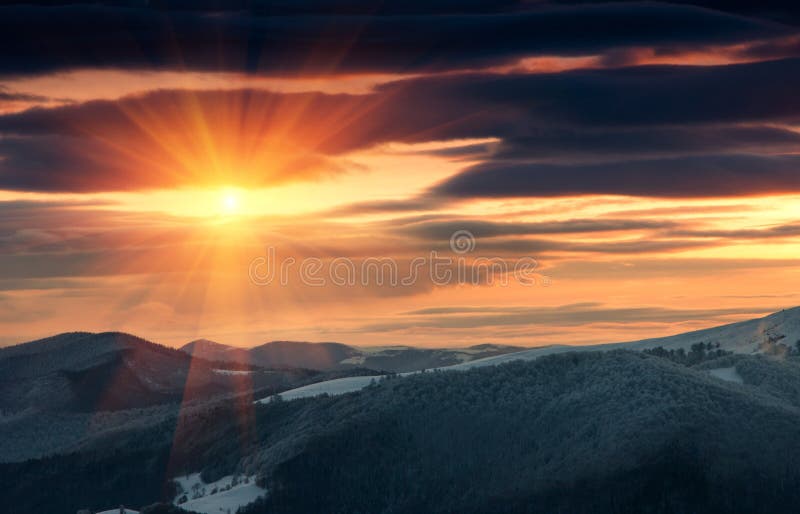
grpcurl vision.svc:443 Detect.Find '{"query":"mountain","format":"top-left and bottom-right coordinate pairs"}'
top-left (0, 332), bottom-right (317, 414)
top-left (266, 306), bottom-right (800, 400)
top-left (182, 339), bottom-right (359, 371)
top-left (624, 306), bottom-right (800, 354)
top-left (8, 308), bottom-right (800, 513)
top-left (238, 351), bottom-right (800, 514)
top-left (448, 306), bottom-right (800, 370)
top-left (7, 348), bottom-right (800, 514)
top-left (181, 338), bottom-right (251, 364)
top-left (180, 339), bottom-right (525, 372)
top-left (216, 303), bottom-right (800, 378)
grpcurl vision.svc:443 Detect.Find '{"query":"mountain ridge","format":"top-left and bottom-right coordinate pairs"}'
top-left (0, 332), bottom-right (321, 415)
top-left (179, 338), bottom-right (526, 372)
top-left (268, 306), bottom-right (800, 400)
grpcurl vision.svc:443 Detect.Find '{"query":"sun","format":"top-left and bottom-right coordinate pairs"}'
top-left (220, 188), bottom-right (242, 216)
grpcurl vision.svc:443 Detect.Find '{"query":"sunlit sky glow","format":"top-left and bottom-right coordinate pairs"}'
top-left (3, 1), bottom-right (800, 347)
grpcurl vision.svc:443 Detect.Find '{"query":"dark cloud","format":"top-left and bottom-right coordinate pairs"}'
top-left (370, 59), bottom-right (800, 131)
top-left (433, 154), bottom-right (800, 198)
top-left (412, 142), bottom-right (497, 160)
top-left (549, 0), bottom-right (800, 26)
top-left (5, 58), bottom-right (800, 194)
top-left (0, 2), bottom-right (788, 77)
top-left (399, 218), bottom-right (676, 240)
top-left (6, 1), bottom-right (525, 15)
top-left (488, 126), bottom-right (800, 161)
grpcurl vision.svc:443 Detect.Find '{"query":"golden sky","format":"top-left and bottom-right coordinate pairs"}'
top-left (3, 2), bottom-right (800, 347)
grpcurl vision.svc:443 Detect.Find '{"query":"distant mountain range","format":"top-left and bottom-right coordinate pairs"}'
top-left (446, 305), bottom-right (800, 370)
top-left (180, 339), bottom-right (525, 373)
top-left (0, 331), bottom-right (522, 419)
top-left (5, 307), bottom-right (798, 417)
top-left (0, 332), bottom-right (321, 414)
top-left (5, 307), bottom-right (798, 416)
top-left (268, 306), bottom-right (800, 400)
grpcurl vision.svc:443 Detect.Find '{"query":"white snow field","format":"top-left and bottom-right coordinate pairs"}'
top-left (96, 509), bottom-right (139, 514)
top-left (257, 375), bottom-right (381, 402)
top-left (212, 369), bottom-right (254, 376)
top-left (173, 472), bottom-right (265, 514)
top-left (180, 484), bottom-right (264, 514)
top-left (707, 367), bottom-right (745, 384)
top-left (259, 307), bottom-right (800, 402)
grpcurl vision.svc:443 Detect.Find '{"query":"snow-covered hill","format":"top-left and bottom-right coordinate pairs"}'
top-left (454, 306), bottom-right (800, 370)
top-left (266, 307), bottom-right (800, 400)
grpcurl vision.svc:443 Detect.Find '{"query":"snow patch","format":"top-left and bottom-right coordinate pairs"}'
top-left (259, 375), bottom-right (381, 402)
top-left (707, 367), bottom-right (744, 384)
top-left (212, 369), bottom-right (253, 376)
top-left (173, 473), bottom-right (265, 514)
top-left (340, 355), bottom-right (366, 365)
top-left (180, 484), bottom-right (264, 514)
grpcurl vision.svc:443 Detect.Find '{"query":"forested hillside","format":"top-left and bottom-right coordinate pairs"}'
top-left (5, 350), bottom-right (800, 513)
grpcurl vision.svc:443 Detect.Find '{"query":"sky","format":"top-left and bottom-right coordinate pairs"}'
top-left (3, 0), bottom-right (800, 348)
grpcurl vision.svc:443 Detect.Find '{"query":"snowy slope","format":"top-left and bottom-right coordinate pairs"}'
top-left (173, 473), bottom-right (265, 514)
top-left (623, 306), bottom-right (800, 353)
top-left (180, 484), bottom-right (264, 514)
top-left (707, 367), bottom-right (744, 384)
top-left (257, 375), bottom-right (381, 402)
top-left (261, 307), bottom-right (800, 401)
top-left (453, 306), bottom-right (800, 370)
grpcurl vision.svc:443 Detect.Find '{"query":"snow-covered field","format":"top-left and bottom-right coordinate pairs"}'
top-left (259, 308), bottom-right (800, 402)
top-left (96, 509), bottom-right (138, 514)
top-left (173, 472), bottom-right (265, 514)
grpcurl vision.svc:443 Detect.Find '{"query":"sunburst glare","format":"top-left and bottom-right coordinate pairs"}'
top-left (220, 188), bottom-right (242, 216)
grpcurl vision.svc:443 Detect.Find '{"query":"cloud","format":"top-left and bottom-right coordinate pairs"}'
top-left (487, 126), bottom-right (800, 161)
top-left (545, 258), bottom-right (800, 279)
top-left (0, 89), bottom-right (363, 191)
top-left (370, 59), bottom-right (800, 130)
top-left (358, 303), bottom-right (772, 332)
top-left (433, 154), bottom-right (800, 198)
top-left (0, 88), bottom-right (49, 103)
top-left (398, 218), bottom-right (677, 240)
top-left (670, 221), bottom-right (800, 239)
top-left (0, 2), bottom-right (787, 77)
top-left (5, 58), bottom-right (800, 194)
